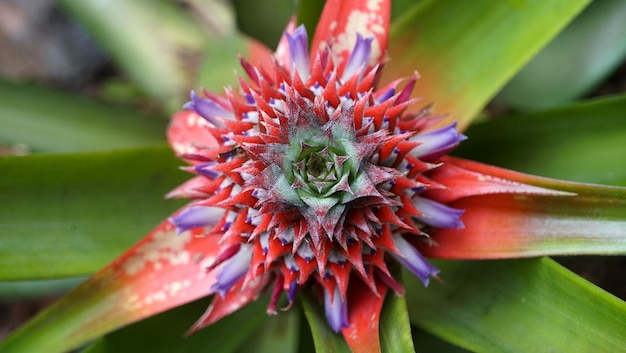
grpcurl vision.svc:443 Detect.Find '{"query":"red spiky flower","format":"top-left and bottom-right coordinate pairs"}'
top-left (173, 42), bottom-right (458, 329)
top-left (167, 4), bottom-right (470, 334)
top-left (164, 1), bottom-right (571, 347)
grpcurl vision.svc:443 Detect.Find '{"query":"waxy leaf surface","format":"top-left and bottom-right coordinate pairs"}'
top-left (0, 80), bottom-right (166, 153)
top-left (454, 95), bottom-right (626, 186)
top-left (384, 0), bottom-right (590, 131)
top-left (405, 258), bottom-right (626, 352)
top-left (0, 147), bottom-right (186, 280)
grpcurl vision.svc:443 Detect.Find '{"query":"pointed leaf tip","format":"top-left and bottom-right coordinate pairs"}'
top-left (425, 156), bottom-right (574, 204)
top-left (420, 157), bottom-right (626, 258)
top-left (188, 271), bottom-right (269, 334)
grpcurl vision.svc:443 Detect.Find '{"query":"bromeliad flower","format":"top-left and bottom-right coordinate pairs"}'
top-left (168, 21), bottom-right (469, 334)
top-left (162, 0), bottom-right (574, 348)
top-left (4, 1), bottom-right (626, 353)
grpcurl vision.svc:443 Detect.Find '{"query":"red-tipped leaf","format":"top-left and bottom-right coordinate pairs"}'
top-left (421, 157), bottom-right (626, 259)
top-left (0, 217), bottom-right (222, 353)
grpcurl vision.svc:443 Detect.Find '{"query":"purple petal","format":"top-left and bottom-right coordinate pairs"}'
top-left (324, 285), bottom-right (349, 333)
top-left (286, 25), bottom-right (311, 80)
top-left (342, 34), bottom-right (373, 80)
top-left (376, 87), bottom-right (395, 103)
top-left (392, 235), bottom-right (440, 286)
top-left (410, 122), bottom-right (467, 160)
top-left (212, 244), bottom-right (252, 297)
top-left (413, 196), bottom-right (465, 229)
top-left (194, 162), bottom-right (219, 178)
top-left (287, 281), bottom-right (298, 303)
top-left (169, 206), bottom-right (224, 234)
top-left (183, 90), bottom-right (234, 127)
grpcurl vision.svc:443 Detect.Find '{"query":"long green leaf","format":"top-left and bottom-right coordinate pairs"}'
top-left (80, 296), bottom-right (267, 353)
top-left (383, 0), bottom-right (591, 131)
top-left (379, 289), bottom-right (415, 353)
top-left (454, 95), bottom-right (626, 186)
top-left (0, 277), bottom-right (84, 299)
top-left (0, 147), bottom-right (187, 280)
top-left (498, 0), bottom-right (626, 110)
top-left (0, 80), bottom-right (166, 153)
top-left (405, 258), bottom-right (626, 352)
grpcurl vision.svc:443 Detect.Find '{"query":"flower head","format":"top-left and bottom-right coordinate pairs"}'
top-left (167, 12), bottom-right (468, 334)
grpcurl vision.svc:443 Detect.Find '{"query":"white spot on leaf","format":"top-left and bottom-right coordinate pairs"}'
top-left (122, 230), bottom-right (192, 276)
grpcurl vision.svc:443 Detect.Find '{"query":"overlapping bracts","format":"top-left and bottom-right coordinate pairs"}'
top-left (168, 24), bottom-right (466, 332)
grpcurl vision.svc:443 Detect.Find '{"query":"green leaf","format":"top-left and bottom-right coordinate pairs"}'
top-left (0, 277), bottom-right (85, 299)
top-left (80, 297), bottom-right (268, 353)
top-left (58, 0), bottom-right (209, 111)
top-left (0, 80), bottom-right (166, 153)
top-left (405, 258), bottom-right (626, 352)
top-left (454, 95), bottom-right (626, 186)
top-left (234, 308), bottom-right (300, 353)
top-left (383, 0), bottom-right (591, 131)
top-left (379, 291), bottom-right (416, 353)
top-left (498, 0), bottom-right (626, 110)
top-left (0, 146), bottom-right (187, 280)
top-left (300, 292), bottom-right (351, 353)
